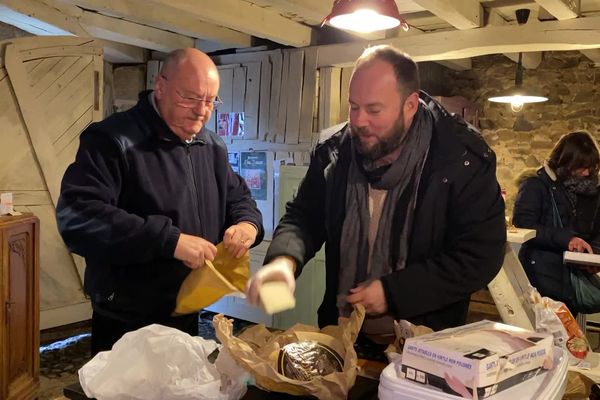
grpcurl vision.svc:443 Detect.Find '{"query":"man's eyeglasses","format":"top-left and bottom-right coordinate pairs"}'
top-left (161, 74), bottom-right (223, 110)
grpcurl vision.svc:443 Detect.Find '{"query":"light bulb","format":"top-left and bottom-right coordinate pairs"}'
top-left (510, 97), bottom-right (524, 113)
top-left (330, 9), bottom-right (401, 33)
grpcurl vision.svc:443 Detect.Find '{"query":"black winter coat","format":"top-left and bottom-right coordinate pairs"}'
top-left (265, 93), bottom-right (506, 331)
top-left (513, 165), bottom-right (600, 311)
top-left (56, 92), bottom-right (263, 321)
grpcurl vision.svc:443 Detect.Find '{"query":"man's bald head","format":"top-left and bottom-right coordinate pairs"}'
top-left (154, 48), bottom-right (221, 141)
top-left (160, 48), bottom-right (219, 85)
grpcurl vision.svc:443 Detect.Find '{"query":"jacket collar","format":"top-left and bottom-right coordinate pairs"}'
top-left (543, 161), bottom-right (558, 181)
top-left (136, 90), bottom-right (206, 145)
top-left (329, 91), bottom-right (489, 171)
top-left (420, 91), bottom-right (492, 171)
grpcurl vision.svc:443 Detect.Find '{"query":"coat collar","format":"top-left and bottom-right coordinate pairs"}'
top-left (325, 91), bottom-right (493, 172)
top-left (136, 90), bottom-right (207, 146)
top-left (543, 161), bottom-right (558, 181)
top-left (420, 91), bottom-right (494, 171)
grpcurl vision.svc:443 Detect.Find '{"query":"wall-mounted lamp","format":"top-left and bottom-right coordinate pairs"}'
top-left (487, 9), bottom-right (548, 112)
top-left (322, 0), bottom-right (410, 34)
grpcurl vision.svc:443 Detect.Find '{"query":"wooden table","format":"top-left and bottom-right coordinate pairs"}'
top-left (64, 375), bottom-right (380, 399)
top-left (487, 228), bottom-right (537, 330)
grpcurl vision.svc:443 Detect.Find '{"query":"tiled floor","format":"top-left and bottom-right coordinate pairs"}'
top-left (39, 334), bottom-right (91, 400)
top-left (38, 312), bottom-right (251, 400)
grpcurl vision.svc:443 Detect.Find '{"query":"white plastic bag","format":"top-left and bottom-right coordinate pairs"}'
top-left (79, 324), bottom-right (248, 400)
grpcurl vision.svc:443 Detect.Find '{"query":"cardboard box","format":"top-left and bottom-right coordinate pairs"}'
top-left (401, 320), bottom-right (554, 399)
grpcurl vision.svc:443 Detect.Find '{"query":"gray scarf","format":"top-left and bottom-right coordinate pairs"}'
top-left (337, 103), bottom-right (433, 316)
top-left (562, 175), bottom-right (599, 205)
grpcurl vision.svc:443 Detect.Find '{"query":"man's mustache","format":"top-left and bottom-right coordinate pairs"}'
top-left (350, 125), bottom-right (371, 136)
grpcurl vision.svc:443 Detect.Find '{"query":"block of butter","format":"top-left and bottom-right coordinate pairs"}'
top-left (259, 281), bottom-right (296, 314)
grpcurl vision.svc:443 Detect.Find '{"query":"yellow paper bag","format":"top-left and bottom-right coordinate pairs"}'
top-left (173, 242), bottom-right (250, 315)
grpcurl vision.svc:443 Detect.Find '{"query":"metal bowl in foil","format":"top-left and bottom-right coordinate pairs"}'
top-left (277, 340), bottom-right (344, 381)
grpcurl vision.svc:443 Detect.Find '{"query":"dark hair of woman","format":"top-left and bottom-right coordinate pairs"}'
top-left (547, 131), bottom-right (600, 180)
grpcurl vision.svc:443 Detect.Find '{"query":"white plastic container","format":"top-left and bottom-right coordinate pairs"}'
top-left (379, 347), bottom-right (567, 400)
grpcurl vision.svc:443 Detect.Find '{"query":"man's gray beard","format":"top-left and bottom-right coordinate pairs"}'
top-left (351, 118), bottom-right (405, 161)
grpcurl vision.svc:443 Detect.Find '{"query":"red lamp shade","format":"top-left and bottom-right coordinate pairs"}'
top-left (322, 0), bottom-right (409, 33)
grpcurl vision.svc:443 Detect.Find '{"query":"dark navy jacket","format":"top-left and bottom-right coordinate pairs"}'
top-left (56, 91), bottom-right (263, 321)
top-left (265, 92), bottom-right (506, 331)
top-left (513, 165), bottom-right (600, 312)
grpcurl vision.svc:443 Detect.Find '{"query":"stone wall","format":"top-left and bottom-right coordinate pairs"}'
top-left (444, 52), bottom-right (600, 213)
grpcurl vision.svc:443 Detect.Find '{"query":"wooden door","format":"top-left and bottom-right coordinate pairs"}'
top-left (0, 36), bottom-right (103, 328)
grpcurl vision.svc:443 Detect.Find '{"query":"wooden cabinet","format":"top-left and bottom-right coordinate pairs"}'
top-left (0, 214), bottom-right (39, 400)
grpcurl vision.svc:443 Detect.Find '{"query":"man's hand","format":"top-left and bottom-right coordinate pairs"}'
top-left (346, 280), bottom-right (388, 315)
top-left (246, 256), bottom-right (296, 306)
top-left (568, 237), bottom-right (593, 253)
top-left (223, 222), bottom-right (257, 258)
top-left (174, 233), bottom-right (217, 269)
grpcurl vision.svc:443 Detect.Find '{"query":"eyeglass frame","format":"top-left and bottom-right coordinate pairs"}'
top-left (160, 74), bottom-right (223, 110)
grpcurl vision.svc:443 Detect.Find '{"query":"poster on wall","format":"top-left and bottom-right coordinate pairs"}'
top-left (217, 112), bottom-right (245, 137)
top-left (240, 152), bottom-right (267, 201)
top-left (228, 152), bottom-right (240, 174)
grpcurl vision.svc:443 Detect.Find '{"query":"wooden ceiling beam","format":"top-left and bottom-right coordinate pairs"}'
top-left (79, 10), bottom-right (193, 52)
top-left (145, 0), bottom-right (312, 47)
top-left (246, 0), bottom-right (385, 40)
top-left (406, 28), bottom-right (472, 70)
top-left (436, 58), bottom-right (472, 71)
top-left (504, 51), bottom-right (542, 69)
top-left (96, 39), bottom-right (146, 63)
top-left (0, 0), bottom-right (191, 59)
top-left (55, 0), bottom-right (251, 48)
top-left (316, 15), bottom-right (600, 67)
top-left (399, 2), bottom-right (485, 70)
top-left (411, 0), bottom-right (483, 29)
top-left (0, 0), bottom-right (85, 35)
top-left (0, 0), bottom-right (154, 62)
top-left (246, 0), bottom-right (330, 25)
top-left (488, 10), bottom-right (542, 69)
top-left (581, 49), bottom-right (600, 67)
top-left (533, 0), bottom-right (577, 20)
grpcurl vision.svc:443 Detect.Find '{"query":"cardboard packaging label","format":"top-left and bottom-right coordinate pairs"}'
top-left (401, 320), bottom-right (554, 398)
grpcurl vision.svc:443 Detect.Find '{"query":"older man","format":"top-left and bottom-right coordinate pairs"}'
top-left (247, 45), bottom-right (505, 335)
top-left (57, 48), bottom-right (263, 354)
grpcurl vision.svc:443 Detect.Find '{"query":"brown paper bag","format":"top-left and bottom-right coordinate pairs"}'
top-left (173, 242), bottom-right (250, 315)
top-left (213, 305), bottom-right (366, 399)
top-left (563, 370), bottom-right (595, 399)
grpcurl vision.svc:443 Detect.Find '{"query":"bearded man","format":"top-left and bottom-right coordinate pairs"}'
top-left (246, 45), bottom-right (506, 334)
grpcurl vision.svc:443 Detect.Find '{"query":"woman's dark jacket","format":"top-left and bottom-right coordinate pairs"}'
top-left (265, 93), bottom-right (506, 331)
top-left (513, 165), bottom-right (600, 311)
top-left (56, 91), bottom-right (263, 322)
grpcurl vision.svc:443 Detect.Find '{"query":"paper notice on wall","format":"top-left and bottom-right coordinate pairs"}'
top-left (0, 192), bottom-right (20, 215)
top-left (228, 152), bottom-right (240, 174)
top-left (217, 112), bottom-right (245, 137)
top-left (240, 152), bottom-right (267, 201)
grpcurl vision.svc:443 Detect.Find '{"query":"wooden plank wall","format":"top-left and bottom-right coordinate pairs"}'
top-left (193, 49), bottom-right (355, 237)
top-left (210, 48), bottom-right (353, 155)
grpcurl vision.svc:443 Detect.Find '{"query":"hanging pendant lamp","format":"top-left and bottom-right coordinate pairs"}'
top-left (487, 9), bottom-right (548, 112)
top-left (487, 52), bottom-right (548, 112)
top-left (322, 0), bottom-right (410, 34)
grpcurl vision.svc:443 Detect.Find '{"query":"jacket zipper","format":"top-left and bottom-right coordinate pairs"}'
top-left (186, 144), bottom-right (202, 233)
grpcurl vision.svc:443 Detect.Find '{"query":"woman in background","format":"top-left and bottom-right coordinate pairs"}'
top-left (513, 130), bottom-right (600, 313)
